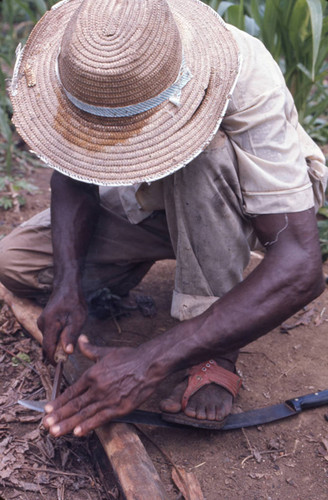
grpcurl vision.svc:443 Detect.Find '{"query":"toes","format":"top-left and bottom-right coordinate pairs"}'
top-left (205, 405), bottom-right (218, 421)
top-left (161, 380), bottom-right (234, 422)
top-left (159, 397), bottom-right (181, 413)
top-left (215, 406), bottom-right (227, 421)
top-left (183, 405), bottom-right (197, 419)
top-left (184, 385), bottom-right (233, 421)
top-left (159, 380), bottom-right (187, 413)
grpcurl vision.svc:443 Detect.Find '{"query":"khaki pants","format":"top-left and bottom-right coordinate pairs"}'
top-left (0, 131), bottom-right (256, 320)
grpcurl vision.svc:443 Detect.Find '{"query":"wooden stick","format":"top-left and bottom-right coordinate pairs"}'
top-left (0, 283), bottom-right (43, 344)
top-left (97, 424), bottom-right (167, 500)
top-left (0, 283), bottom-right (168, 499)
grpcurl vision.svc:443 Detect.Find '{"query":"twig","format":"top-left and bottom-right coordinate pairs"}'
top-left (240, 428), bottom-right (286, 466)
top-left (0, 344), bottom-right (40, 376)
top-left (21, 466), bottom-right (92, 480)
top-left (111, 316), bottom-right (122, 334)
top-left (278, 364), bottom-right (297, 380)
top-left (276, 453), bottom-right (292, 460)
top-left (27, 449), bottom-right (54, 467)
top-left (190, 462), bottom-right (206, 470)
top-left (57, 483), bottom-right (65, 500)
top-left (241, 427), bottom-right (253, 450)
top-left (258, 449), bottom-right (285, 455)
top-left (240, 448), bottom-right (286, 465)
top-left (240, 454), bottom-right (254, 466)
top-left (241, 428), bottom-right (261, 467)
top-left (36, 476), bottom-right (47, 500)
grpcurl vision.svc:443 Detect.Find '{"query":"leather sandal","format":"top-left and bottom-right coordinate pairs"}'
top-left (162, 360), bottom-right (242, 429)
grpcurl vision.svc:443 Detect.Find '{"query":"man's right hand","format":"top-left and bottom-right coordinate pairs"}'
top-left (37, 287), bottom-right (87, 363)
top-left (41, 172), bottom-right (100, 363)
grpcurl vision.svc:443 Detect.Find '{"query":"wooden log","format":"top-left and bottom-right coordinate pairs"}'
top-left (98, 424), bottom-right (167, 500)
top-left (0, 283), bottom-right (43, 344)
top-left (171, 466), bottom-right (204, 500)
top-left (0, 283), bottom-right (168, 499)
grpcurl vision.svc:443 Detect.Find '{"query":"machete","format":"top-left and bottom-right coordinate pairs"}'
top-left (18, 388), bottom-right (328, 430)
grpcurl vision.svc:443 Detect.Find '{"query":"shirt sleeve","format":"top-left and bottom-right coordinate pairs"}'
top-left (222, 26), bottom-right (317, 215)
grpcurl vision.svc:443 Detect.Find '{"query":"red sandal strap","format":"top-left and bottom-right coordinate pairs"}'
top-left (181, 360), bottom-right (242, 411)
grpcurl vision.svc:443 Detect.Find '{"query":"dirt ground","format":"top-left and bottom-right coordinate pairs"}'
top-left (1, 164), bottom-right (328, 500)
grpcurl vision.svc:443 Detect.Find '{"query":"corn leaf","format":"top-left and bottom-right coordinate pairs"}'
top-left (217, 1), bottom-right (235, 17)
top-left (305, 0), bottom-right (323, 79)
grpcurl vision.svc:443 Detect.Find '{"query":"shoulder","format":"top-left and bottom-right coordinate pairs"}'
top-left (225, 25), bottom-right (286, 112)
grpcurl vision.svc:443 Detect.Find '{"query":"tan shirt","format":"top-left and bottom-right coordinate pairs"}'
top-left (114, 24), bottom-right (327, 224)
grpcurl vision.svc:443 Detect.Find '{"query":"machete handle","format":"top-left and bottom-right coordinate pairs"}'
top-left (54, 344), bottom-right (68, 364)
top-left (286, 389), bottom-right (328, 412)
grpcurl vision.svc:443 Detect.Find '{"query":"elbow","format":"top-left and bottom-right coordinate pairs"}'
top-left (292, 253), bottom-right (325, 307)
top-left (304, 270), bottom-right (325, 303)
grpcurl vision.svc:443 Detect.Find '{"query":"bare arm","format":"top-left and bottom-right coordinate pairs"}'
top-left (44, 207), bottom-right (325, 435)
top-left (38, 171), bottom-right (100, 362)
top-left (151, 208), bottom-right (324, 369)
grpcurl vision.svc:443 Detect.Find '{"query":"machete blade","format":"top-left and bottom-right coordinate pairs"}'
top-left (221, 401), bottom-right (297, 430)
top-left (17, 389), bottom-right (328, 430)
top-left (18, 399), bottom-right (47, 412)
top-left (159, 402), bottom-right (298, 430)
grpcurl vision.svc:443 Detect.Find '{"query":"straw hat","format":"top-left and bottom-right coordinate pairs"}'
top-left (10, 0), bottom-right (240, 186)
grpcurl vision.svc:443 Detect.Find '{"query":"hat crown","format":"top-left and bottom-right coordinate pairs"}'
top-left (58, 0), bottom-right (183, 108)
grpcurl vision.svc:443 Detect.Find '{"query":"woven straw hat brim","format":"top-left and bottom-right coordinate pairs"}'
top-left (10, 0), bottom-right (240, 186)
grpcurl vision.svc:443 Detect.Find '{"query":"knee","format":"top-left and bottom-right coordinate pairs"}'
top-left (0, 232), bottom-right (46, 297)
top-left (0, 233), bottom-right (24, 293)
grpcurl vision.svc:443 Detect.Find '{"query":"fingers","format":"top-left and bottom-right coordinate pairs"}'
top-left (45, 375), bottom-right (88, 415)
top-left (38, 295), bottom-right (87, 362)
top-left (44, 388), bottom-right (97, 436)
top-left (46, 404), bottom-right (121, 438)
top-left (60, 324), bottom-right (76, 355)
top-left (73, 408), bottom-right (122, 436)
top-left (41, 320), bottom-right (62, 362)
top-left (45, 395), bottom-right (131, 438)
top-left (60, 308), bottom-right (87, 354)
top-left (78, 335), bottom-right (104, 361)
top-left (42, 344), bottom-right (146, 438)
top-left (43, 380), bottom-right (130, 437)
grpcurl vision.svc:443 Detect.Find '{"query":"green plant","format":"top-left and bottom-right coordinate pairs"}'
top-left (318, 204), bottom-right (328, 261)
top-left (11, 351), bottom-right (31, 366)
top-left (0, 0), bottom-right (56, 175)
top-left (0, 175), bottom-right (38, 211)
top-left (202, 0), bottom-right (328, 144)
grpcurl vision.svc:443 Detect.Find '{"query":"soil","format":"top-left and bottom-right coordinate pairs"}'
top-left (1, 164), bottom-right (328, 500)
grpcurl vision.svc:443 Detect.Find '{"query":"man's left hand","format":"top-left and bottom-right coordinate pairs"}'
top-left (43, 336), bottom-right (156, 437)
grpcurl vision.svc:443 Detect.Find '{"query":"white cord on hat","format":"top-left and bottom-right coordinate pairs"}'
top-left (55, 54), bottom-right (193, 117)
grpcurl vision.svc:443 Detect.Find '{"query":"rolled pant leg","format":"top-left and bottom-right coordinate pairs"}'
top-left (0, 187), bottom-right (175, 302)
top-left (163, 130), bottom-right (256, 321)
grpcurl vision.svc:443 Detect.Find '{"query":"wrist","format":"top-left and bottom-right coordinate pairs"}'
top-left (137, 331), bottom-right (185, 384)
top-left (53, 263), bottom-right (83, 290)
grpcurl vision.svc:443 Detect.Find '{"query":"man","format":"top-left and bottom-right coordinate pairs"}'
top-left (0, 0), bottom-right (327, 437)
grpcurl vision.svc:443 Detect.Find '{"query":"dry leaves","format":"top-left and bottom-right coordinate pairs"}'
top-left (0, 311), bottom-right (111, 500)
top-left (0, 304), bottom-right (22, 337)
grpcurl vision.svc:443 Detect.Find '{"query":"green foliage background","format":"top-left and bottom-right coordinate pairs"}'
top-left (203, 0), bottom-right (328, 143)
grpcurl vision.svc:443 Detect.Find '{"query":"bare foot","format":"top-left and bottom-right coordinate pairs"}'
top-left (160, 358), bottom-right (236, 421)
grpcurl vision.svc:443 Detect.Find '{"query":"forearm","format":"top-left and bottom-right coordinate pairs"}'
top-left (142, 210), bottom-right (325, 381)
top-left (50, 171), bottom-right (100, 289)
top-left (39, 172), bottom-right (100, 359)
